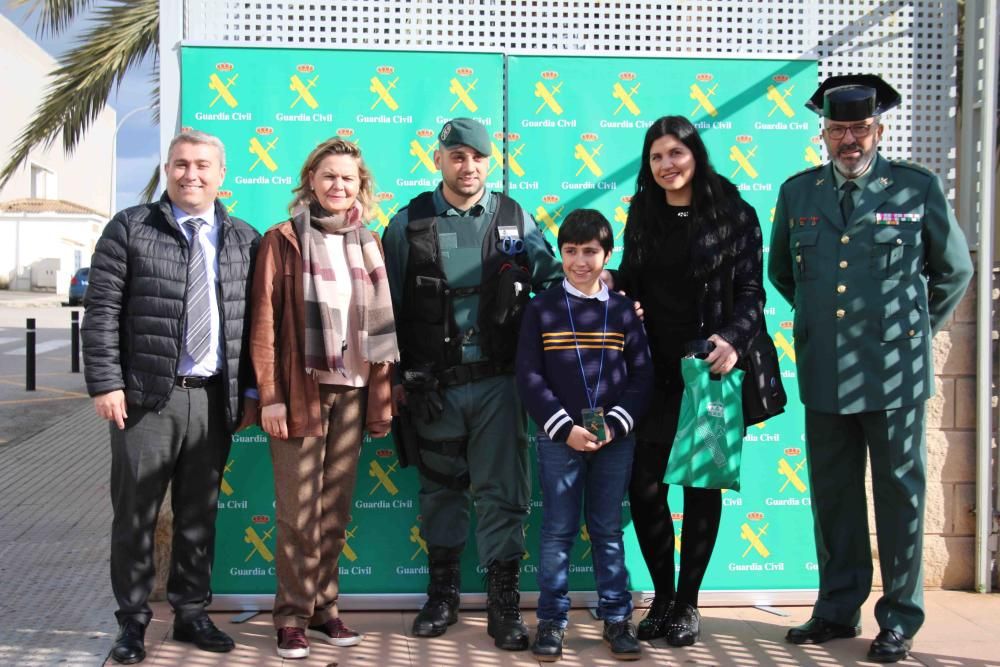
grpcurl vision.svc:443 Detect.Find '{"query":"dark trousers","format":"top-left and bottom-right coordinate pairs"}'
top-left (805, 404), bottom-right (927, 637)
top-left (109, 383), bottom-right (230, 626)
top-left (628, 388), bottom-right (722, 608)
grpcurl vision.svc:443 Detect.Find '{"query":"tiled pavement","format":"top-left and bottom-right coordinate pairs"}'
top-left (2, 403), bottom-right (999, 666)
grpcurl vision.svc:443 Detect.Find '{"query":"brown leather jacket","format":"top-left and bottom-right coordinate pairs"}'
top-left (249, 220), bottom-right (393, 437)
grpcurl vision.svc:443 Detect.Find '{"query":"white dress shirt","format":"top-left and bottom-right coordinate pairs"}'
top-left (173, 204), bottom-right (223, 377)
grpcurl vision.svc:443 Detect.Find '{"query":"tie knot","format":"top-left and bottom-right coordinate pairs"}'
top-left (841, 181), bottom-right (858, 193)
top-left (184, 217), bottom-right (206, 233)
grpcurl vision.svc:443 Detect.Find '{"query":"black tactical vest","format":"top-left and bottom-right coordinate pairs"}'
top-left (399, 191), bottom-right (532, 374)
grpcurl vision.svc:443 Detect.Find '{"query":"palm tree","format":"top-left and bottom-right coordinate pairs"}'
top-left (1, 0), bottom-right (160, 200)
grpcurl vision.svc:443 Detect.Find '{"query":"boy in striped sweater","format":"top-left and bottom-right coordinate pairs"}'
top-left (516, 209), bottom-right (653, 661)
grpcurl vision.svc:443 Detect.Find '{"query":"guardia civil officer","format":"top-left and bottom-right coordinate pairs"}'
top-left (769, 75), bottom-right (973, 663)
top-left (382, 118), bottom-right (562, 650)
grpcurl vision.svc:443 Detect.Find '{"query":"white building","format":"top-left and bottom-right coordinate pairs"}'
top-left (0, 14), bottom-right (115, 293)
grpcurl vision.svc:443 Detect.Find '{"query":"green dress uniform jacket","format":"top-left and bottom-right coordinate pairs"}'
top-left (769, 153), bottom-right (973, 415)
top-left (768, 153), bottom-right (972, 639)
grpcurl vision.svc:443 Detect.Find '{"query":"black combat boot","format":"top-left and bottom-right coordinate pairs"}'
top-left (412, 546), bottom-right (462, 638)
top-left (486, 559), bottom-right (530, 651)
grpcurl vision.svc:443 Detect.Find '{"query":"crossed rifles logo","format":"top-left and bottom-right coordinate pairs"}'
top-left (740, 513), bottom-right (771, 559)
top-left (208, 64), bottom-right (238, 108)
top-left (290, 65), bottom-right (319, 110)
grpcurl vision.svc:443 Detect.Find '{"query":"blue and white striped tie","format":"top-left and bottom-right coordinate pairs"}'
top-left (183, 218), bottom-right (212, 364)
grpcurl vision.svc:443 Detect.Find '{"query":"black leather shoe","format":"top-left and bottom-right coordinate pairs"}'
top-left (666, 603), bottom-right (701, 647)
top-left (603, 619), bottom-right (641, 661)
top-left (531, 620), bottom-right (565, 662)
top-left (111, 620), bottom-right (146, 664)
top-left (173, 615), bottom-right (235, 653)
top-left (786, 617), bottom-right (861, 645)
top-left (867, 629), bottom-right (912, 663)
top-left (636, 597), bottom-right (673, 641)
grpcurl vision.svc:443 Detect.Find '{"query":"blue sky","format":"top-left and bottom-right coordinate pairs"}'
top-left (1, 3), bottom-right (160, 211)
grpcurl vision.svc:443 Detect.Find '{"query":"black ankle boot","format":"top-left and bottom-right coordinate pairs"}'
top-left (637, 596), bottom-right (673, 640)
top-left (412, 546), bottom-right (462, 638)
top-left (486, 559), bottom-right (530, 651)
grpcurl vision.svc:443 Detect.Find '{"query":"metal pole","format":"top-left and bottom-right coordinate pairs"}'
top-left (71, 310), bottom-right (81, 373)
top-left (25, 318), bottom-right (36, 391)
top-left (975, 0), bottom-right (999, 594)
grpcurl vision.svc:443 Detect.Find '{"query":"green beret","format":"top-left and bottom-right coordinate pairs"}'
top-left (438, 117), bottom-right (491, 156)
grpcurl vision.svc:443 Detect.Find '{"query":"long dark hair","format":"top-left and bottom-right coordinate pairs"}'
top-left (624, 115), bottom-right (737, 270)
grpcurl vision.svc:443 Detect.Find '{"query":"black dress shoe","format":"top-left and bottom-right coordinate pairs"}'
top-left (867, 629), bottom-right (912, 663)
top-left (173, 615), bottom-right (235, 653)
top-left (786, 616), bottom-right (861, 645)
top-left (666, 603), bottom-right (701, 647)
top-left (111, 620), bottom-right (146, 664)
top-left (636, 597), bottom-right (673, 641)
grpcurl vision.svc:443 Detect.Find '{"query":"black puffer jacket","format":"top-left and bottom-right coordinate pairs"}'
top-left (82, 194), bottom-right (260, 431)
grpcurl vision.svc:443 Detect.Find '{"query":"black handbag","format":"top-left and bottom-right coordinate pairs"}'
top-left (722, 265), bottom-right (787, 427)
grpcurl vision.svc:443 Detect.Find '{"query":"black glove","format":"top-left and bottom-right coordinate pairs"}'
top-left (402, 370), bottom-right (444, 422)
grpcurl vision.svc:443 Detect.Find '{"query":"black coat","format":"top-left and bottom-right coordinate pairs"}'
top-left (617, 182), bottom-right (765, 387)
top-left (82, 194), bottom-right (260, 431)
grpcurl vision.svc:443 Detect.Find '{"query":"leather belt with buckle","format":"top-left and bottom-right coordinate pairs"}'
top-left (175, 375), bottom-right (220, 389)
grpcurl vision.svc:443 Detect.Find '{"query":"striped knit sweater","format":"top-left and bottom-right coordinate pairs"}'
top-left (515, 282), bottom-right (653, 442)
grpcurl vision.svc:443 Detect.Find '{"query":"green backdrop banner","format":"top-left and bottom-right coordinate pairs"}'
top-left (180, 46), bottom-right (818, 599)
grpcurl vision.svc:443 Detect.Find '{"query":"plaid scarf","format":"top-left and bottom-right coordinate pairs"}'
top-left (294, 202), bottom-right (398, 376)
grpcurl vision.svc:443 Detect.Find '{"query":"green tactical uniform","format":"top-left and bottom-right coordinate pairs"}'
top-left (382, 185), bottom-right (562, 564)
top-left (769, 153), bottom-right (973, 637)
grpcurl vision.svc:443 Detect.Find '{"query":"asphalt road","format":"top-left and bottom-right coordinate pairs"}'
top-left (0, 303), bottom-right (90, 448)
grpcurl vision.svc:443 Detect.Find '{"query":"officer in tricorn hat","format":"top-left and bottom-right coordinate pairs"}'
top-left (768, 75), bottom-right (972, 662)
top-left (382, 118), bottom-right (562, 650)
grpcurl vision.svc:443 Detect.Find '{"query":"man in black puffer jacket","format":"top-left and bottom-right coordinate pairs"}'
top-left (83, 130), bottom-right (259, 665)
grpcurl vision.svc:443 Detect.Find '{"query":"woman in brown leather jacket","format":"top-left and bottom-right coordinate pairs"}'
top-left (249, 138), bottom-right (398, 660)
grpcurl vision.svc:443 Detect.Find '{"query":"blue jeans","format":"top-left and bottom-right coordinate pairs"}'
top-left (535, 433), bottom-right (636, 626)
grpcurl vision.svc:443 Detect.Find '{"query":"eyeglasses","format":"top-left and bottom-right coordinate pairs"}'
top-left (824, 123), bottom-right (877, 140)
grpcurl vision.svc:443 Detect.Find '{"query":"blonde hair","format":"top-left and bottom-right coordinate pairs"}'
top-left (289, 138), bottom-right (373, 216)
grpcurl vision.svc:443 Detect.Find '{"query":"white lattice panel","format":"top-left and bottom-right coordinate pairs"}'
top-left (182, 0), bottom-right (958, 194)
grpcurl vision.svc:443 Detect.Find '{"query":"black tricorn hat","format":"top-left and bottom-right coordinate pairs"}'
top-left (805, 74), bottom-right (902, 120)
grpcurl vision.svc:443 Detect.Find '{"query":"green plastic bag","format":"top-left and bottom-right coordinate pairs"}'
top-left (664, 357), bottom-right (745, 491)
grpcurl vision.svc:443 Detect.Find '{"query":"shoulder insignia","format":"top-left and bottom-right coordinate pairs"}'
top-left (783, 163), bottom-right (824, 185)
top-left (890, 158), bottom-right (935, 177)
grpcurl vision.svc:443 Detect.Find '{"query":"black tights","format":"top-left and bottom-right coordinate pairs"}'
top-left (628, 391), bottom-right (722, 608)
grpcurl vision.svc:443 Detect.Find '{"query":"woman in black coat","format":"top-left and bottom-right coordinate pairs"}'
top-left (616, 115), bottom-right (765, 645)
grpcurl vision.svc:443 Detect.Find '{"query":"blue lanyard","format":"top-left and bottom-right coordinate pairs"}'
top-left (564, 290), bottom-right (609, 410)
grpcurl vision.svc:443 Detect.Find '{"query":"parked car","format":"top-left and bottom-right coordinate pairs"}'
top-left (68, 267), bottom-right (89, 306)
